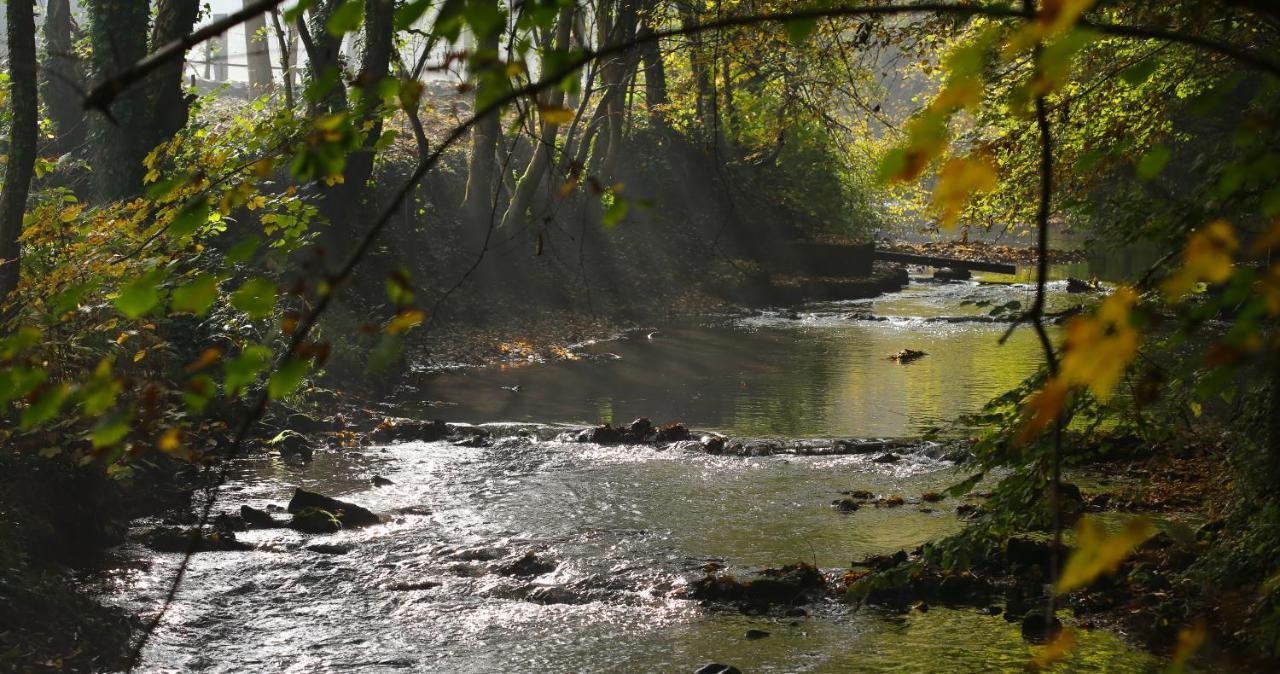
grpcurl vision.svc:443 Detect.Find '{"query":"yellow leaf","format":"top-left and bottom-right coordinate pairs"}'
top-left (539, 106), bottom-right (575, 125)
top-left (1059, 286), bottom-right (1139, 400)
top-left (1039, 0), bottom-right (1098, 35)
top-left (1018, 377), bottom-right (1069, 444)
top-left (1162, 220), bottom-right (1238, 300)
top-left (387, 308), bottom-right (426, 335)
top-left (1029, 627), bottom-right (1077, 671)
top-left (184, 347), bottom-right (224, 374)
top-left (158, 428), bottom-right (181, 452)
top-left (133, 348), bottom-right (147, 363)
top-left (932, 156), bottom-right (998, 228)
top-left (1170, 620), bottom-right (1207, 673)
top-left (1056, 515), bottom-right (1154, 593)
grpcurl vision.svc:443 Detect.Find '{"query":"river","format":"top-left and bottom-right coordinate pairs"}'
top-left (99, 272), bottom-right (1161, 672)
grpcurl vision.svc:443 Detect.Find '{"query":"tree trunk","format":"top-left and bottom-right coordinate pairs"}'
top-left (41, 0), bottom-right (86, 156)
top-left (1, 0), bottom-right (38, 310)
top-left (597, 0), bottom-right (639, 181)
top-left (301, 0), bottom-right (350, 113)
top-left (244, 0), bottom-right (274, 96)
top-left (149, 0), bottom-right (201, 151)
top-left (342, 0), bottom-right (395, 193)
top-left (462, 2), bottom-right (505, 223)
top-left (500, 6), bottom-right (574, 230)
top-left (270, 9), bottom-right (297, 109)
top-left (87, 0), bottom-right (151, 201)
top-left (638, 27), bottom-right (667, 130)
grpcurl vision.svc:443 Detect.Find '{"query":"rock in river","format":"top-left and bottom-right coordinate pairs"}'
top-left (287, 488), bottom-right (385, 528)
top-left (240, 505), bottom-right (285, 529)
top-left (369, 418), bottom-right (449, 444)
top-left (695, 665), bottom-right (742, 674)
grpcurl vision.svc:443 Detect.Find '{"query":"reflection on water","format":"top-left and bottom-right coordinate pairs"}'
top-left (105, 276), bottom-right (1163, 672)
top-left (404, 278), bottom-right (1083, 438)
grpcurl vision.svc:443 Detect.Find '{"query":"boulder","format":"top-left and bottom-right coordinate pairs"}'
top-left (700, 435), bottom-right (726, 454)
top-left (306, 542), bottom-right (354, 555)
top-left (290, 507), bottom-right (342, 534)
top-left (624, 417), bottom-right (655, 442)
top-left (240, 505), bottom-right (285, 528)
top-left (580, 425), bottom-right (624, 445)
top-left (138, 526), bottom-right (252, 553)
top-left (831, 498), bottom-right (861, 512)
top-left (744, 629), bottom-right (770, 640)
top-left (656, 422), bottom-right (692, 443)
top-left (933, 268), bottom-right (972, 281)
top-left (287, 488), bottom-right (384, 528)
top-left (496, 551), bottom-right (557, 577)
top-left (873, 453), bottom-right (901, 464)
top-left (1020, 610), bottom-right (1063, 643)
top-left (269, 430), bottom-right (313, 463)
top-left (370, 418), bottom-right (448, 444)
top-left (371, 475), bottom-right (394, 487)
top-left (695, 665), bottom-right (742, 674)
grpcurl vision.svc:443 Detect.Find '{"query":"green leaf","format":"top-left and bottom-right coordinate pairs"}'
top-left (169, 198), bottom-right (211, 237)
top-left (172, 274), bottom-right (220, 316)
top-left (0, 366), bottom-right (47, 405)
top-left (227, 235), bottom-right (262, 264)
top-left (115, 268), bottom-right (167, 319)
top-left (183, 374), bottom-right (217, 413)
top-left (1121, 59), bottom-right (1158, 86)
top-left (284, 0), bottom-right (318, 22)
top-left (368, 334), bottom-right (404, 372)
top-left (785, 17), bottom-right (817, 46)
top-left (21, 384), bottom-right (71, 430)
top-left (230, 278), bottom-right (277, 319)
top-left (326, 0), bottom-right (364, 36)
top-left (0, 327), bottom-right (42, 359)
top-left (50, 282), bottom-right (93, 316)
top-left (1136, 145), bottom-right (1171, 181)
top-left (431, 0), bottom-right (467, 41)
top-left (603, 197), bottom-right (629, 228)
top-left (90, 411), bottom-right (132, 448)
top-left (224, 345), bottom-right (272, 398)
top-left (395, 0), bottom-right (432, 30)
top-left (1262, 185), bottom-right (1280, 217)
top-left (267, 358), bottom-right (310, 399)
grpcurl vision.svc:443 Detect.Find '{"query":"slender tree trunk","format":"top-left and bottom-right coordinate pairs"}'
top-left (1, 0), bottom-right (38, 310)
top-left (270, 9), bottom-right (297, 108)
top-left (500, 6), bottom-right (574, 230)
top-left (41, 0), bottom-right (86, 156)
top-left (638, 27), bottom-right (668, 130)
top-left (462, 2), bottom-right (505, 222)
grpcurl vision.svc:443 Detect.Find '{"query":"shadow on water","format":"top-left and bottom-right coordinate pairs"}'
top-left (103, 275), bottom-right (1166, 672)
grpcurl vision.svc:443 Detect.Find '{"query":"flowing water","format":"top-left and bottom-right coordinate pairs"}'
top-left (100, 273), bottom-right (1162, 673)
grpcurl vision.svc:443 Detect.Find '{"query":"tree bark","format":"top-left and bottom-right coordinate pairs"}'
top-left (462, 1), bottom-right (505, 222)
top-left (301, 0), bottom-right (350, 113)
top-left (149, 0), bottom-right (201, 151)
top-left (637, 26), bottom-right (667, 129)
top-left (244, 0), bottom-right (274, 95)
top-left (86, 0), bottom-right (151, 200)
top-left (41, 0), bottom-right (86, 156)
top-left (1, 0), bottom-right (39, 309)
top-left (500, 6), bottom-right (574, 230)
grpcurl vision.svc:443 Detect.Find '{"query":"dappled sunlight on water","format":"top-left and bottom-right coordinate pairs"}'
top-left (101, 277), bottom-right (1163, 672)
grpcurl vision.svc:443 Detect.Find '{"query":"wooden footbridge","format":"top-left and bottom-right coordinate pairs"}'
top-left (763, 242), bottom-right (1016, 277)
